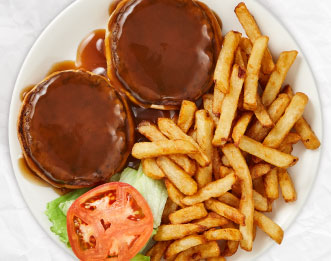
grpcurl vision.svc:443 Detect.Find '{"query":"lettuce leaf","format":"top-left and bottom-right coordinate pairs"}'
top-left (119, 165), bottom-right (168, 228)
top-left (45, 188), bottom-right (89, 246)
top-left (130, 254), bottom-right (150, 261)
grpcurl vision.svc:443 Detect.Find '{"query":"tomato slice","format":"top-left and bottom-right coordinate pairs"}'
top-left (67, 182), bottom-right (154, 261)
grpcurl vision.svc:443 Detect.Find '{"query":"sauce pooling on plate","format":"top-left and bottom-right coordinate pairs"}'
top-left (107, 0), bottom-right (221, 107)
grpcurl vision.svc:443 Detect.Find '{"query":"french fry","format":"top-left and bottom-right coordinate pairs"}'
top-left (232, 112), bottom-right (253, 144)
top-left (205, 199), bottom-right (245, 226)
top-left (166, 235), bottom-right (206, 258)
top-left (169, 203), bottom-right (208, 224)
top-left (154, 224), bottom-right (207, 241)
top-left (253, 190), bottom-right (268, 211)
top-left (212, 147), bottom-right (222, 180)
top-left (262, 51), bottom-right (298, 106)
top-left (259, 71), bottom-right (270, 88)
top-left (254, 94), bottom-right (273, 127)
top-left (235, 47), bottom-right (246, 68)
top-left (175, 241), bottom-right (220, 261)
top-left (203, 94), bottom-right (219, 125)
top-left (278, 169), bottom-right (297, 202)
top-left (223, 222), bottom-right (240, 257)
top-left (157, 156), bottom-right (198, 196)
top-left (132, 140), bottom-right (197, 159)
top-left (165, 179), bottom-right (186, 208)
top-left (218, 192), bottom-right (240, 208)
top-left (263, 92), bottom-right (308, 148)
top-left (222, 144), bottom-right (254, 251)
top-left (219, 166), bottom-right (233, 178)
top-left (206, 257), bottom-right (226, 261)
top-left (282, 132), bottom-right (301, 145)
top-left (162, 198), bottom-right (178, 224)
top-left (283, 85), bottom-right (320, 149)
top-left (204, 228), bottom-right (242, 241)
top-left (239, 37), bottom-right (252, 57)
top-left (263, 168), bottom-right (279, 200)
top-left (235, 2), bottom-right (275, 74)
top-left (195, 110), bottom-right (214, 187)
top-left (142, 158), bottom-right (165, 179)
top-left (239, 135), bottom-right (298, 168)
top-left (146, 241), bottom-right (171, 261)
top-left (221, 155), bottom-right (231, 167)
top-left (158, 118), bottom-right (210, 167)
top-left (214, 31), bottom-right (242, 93)
top-left (213, 88), bottom-right (225, 115)
top-left (193, 212), bottom-right (229, 229)
top-left (213, 65), bottom-right (245, 146)
top-left (254, 211), bottom-right (284, 244)
top-left (243, 36), bottom-right (269, 110)
top-left (250, 163), bottom-right (271, 179)
top-left (138, 121), bottom-right (196, 175)
top-left (182, 172), bottom-right (236, 205)
top-left (177, 100), bottom-right (198, 133)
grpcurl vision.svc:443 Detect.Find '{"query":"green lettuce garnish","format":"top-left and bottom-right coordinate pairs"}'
top-left (130, 254), bottom-right (150, 261)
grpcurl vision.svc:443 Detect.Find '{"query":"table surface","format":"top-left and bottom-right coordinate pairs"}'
top-left (1, 0), bottom-right (330, 260)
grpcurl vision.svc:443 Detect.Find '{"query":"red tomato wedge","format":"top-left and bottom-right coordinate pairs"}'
top-left (67, 182), bottom-right (154, 261)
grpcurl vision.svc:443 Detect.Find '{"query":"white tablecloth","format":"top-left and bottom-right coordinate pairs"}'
top-left (1, 0), bottom-right (330, 260)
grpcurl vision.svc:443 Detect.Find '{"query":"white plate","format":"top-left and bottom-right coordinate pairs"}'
top-left (8, 0), bottom-right (322, 260)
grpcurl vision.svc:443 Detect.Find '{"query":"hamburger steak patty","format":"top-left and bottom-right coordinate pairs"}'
top-left (18, 70), bottom-right (134, 188)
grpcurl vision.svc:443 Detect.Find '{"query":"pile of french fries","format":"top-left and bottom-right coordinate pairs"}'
top-left (132, 2), bottom-right (320, 260)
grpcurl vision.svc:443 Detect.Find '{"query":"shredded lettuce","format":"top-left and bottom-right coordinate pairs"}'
top-left (45, 188), bottom-right (89, 246)
top-left (119, 165), bottom-right (168, 228)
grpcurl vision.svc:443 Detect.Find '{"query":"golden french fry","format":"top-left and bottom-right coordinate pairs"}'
top-left (239, 37), bottom-right (253, 57)
top-left (193, 212), bottom-right (229, 229)
top-left (253, 177), bottom-right (266, 196)
top-left (222, 144), bottom-right (254, 251)
top-left (212, 147), bottom-right (222, 180)
top-left (138, 121), bottom-right (196, 174)
top-left (250, 163), bottom-right (271, 179)
top-left (154, 224), bottom-right (207, 241)
top-left (254, 211), bottom-right (284, 244)
top-left (213, 88), bottom-right (225, 115)
top-left (203, 94), bottom-right (219, 125)
top-left (263, 168), bottom-right (279, 200)
top-left (235, 47), bottom-right (246, 68)
top-left (205, 199), bottom-right (245, 226)
top-left (218, 192), bottom-right (240, 208)
top-left (278, 169), bottom-right (297, 202)
top-left (204, 228), bottom-right (242, 241)
top-left (177, 100), bottom-right (198, 133)
top-left (232, 112), bottom-right (253, 144)
top-left (246, 93), bottom-right (290, 142)
top-left (206, 257), bottom-right (226, 261)
top-left (221, 155), bottom-right (231, 167)
top-left (239, 135), bottom-right (298, 168)
top-left (169, 203), bottom-right (208, 224)
top-left (259, 71), bottom-right (270, 88)
top-left (219, 166), bottom-right (233, 178)
top-left (175, 241), bottom-right (220, 261)
top-left (162, 198), bottom-right (178, 224)
top-left (283, 85), bottom-right (320, 149)
top-left (283, 132), bottom-right (301, 144)
top-left (254, 94), bottom-right (273, 127)
top-left (263, 92), bottom-right (308, 148)
top-left (146, 241), bottom-right (171, 261)
top-left (195, 110), bottom-right (214, 188)
top-left (213, 65), bottom-right (245, 146)
top-left (253, 190), bottom-right (268, 212)
top-left (243, 36), bottom-right (269, 110)
top-left (165, 179), bottom-right (186, 208)
top-left (222, 221), bottom-right (240, 257)
top-left (262, 51), bottom-right (298, 106)
top-left (132, 140), bottom-right (197, 159)
top-left (182, 172), bottom-right (236, 205)
top-left (278, 143), bottom-right (293, 154)
top-left (235, 2), bottom-right (275, 74)
top-left (158, 118), bottom-right (210, 167)
top-left (166, 235), bottom-right (206, 258)
top-left (142, 158), bottom-right (165, 179)
top-left (157, 156), bottom-right (198, 196)
top-left (214, 31), bottom-right (242, 93)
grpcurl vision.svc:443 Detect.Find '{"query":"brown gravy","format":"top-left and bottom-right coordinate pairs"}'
top-left (20, 85), bottom-right (35, 102)
top-left (109, 0), bottom-right (217, 106)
